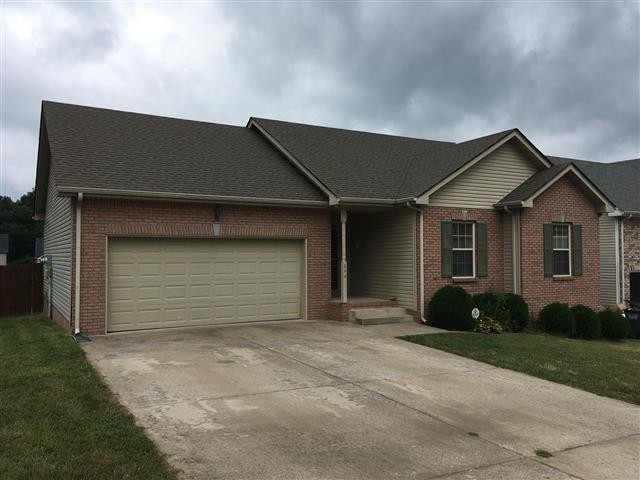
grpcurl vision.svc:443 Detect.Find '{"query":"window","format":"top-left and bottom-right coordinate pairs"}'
top-left (452, 222), bottom-right (474, 277)
top-left (552, 224), bottom-right (571, 276)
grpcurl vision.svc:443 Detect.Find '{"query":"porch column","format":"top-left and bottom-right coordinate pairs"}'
top-left (340, 209), bottom-right (348, 303)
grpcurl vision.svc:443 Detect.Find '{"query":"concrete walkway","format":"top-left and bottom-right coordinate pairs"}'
top-left (83, 320), bottom-right (640, 479)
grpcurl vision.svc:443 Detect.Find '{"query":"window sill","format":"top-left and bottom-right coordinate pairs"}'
top-left (553, 275), bottom-right (574, 281)
top-left (453, 277), bottom-right (477, 284)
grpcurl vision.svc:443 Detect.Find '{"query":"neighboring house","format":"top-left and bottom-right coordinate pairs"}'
top-left (550, 157), bottom-right (640, 305)
top-left (33, 101), bottom-right (615, 335)
top-left (0, 234), bottom-right (8, 266)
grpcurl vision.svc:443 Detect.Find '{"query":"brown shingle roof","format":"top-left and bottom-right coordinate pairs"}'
top-left (42, 102), bottom-right (327, 203)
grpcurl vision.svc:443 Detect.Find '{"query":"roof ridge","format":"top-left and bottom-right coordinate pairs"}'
top-left (42, 100), bottom-right (247, 131)
top-left (254, 117), bottom-right (455, 145)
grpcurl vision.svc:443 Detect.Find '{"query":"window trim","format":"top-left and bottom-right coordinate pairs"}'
top-left (552, 223), bottom-right (572, 277)
top-left (452, 221), bottom-right (475, 279)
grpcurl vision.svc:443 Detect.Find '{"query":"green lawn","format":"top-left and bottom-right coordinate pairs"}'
top-left (0, 316), bottom-right (177, 480)
top-left (401, 332), bottom-right (640, 405)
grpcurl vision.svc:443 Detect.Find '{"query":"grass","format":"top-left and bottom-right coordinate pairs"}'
top-left (534, 449), bottom-right (553, 458)
top-left (0, 316), bottom-right (177, 480)
top-left (401, 332), bottom-right (640, 405)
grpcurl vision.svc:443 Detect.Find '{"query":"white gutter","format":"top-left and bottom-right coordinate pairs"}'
top-left (74, 192), bottom-right (83, 334)
top-left (56, 186), bottom-right (329, 207)
top-left (406, 201), bottom-right (427, 324)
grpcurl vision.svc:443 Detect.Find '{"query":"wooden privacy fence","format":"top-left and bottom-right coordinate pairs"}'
top-left (0, 263), bottom-right (43, 318)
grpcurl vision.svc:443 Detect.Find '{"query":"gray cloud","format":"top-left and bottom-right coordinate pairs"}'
top-left (1, 1), bottom-right (638, 199)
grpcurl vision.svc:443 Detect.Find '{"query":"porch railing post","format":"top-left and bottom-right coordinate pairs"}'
top-left (340, 209), bottom-right (348, 303)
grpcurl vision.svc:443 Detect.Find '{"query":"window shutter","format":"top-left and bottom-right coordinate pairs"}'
top-left (572, 225), bottom-right (582, 276)
top-left (441, 222), bottom-right (453, 278)
top-left (543, 224), bottom-right (553, 277)
top-left (476, 223), bottom-right (488, 277)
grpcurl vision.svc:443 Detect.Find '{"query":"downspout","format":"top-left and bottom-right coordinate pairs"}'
top-left (406, 202), bottom-right (427, 324)
top-left (74, 192), bottom-right (83, 335)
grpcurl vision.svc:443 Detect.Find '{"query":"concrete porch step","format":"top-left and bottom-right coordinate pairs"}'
top-left (348, 307), bottom-right (414, 325)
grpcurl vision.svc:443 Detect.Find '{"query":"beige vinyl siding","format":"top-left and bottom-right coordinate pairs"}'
top-left (599, 215), bottom-right (619, 305)
top-left (429, 140), bottom-right (541, 208)
top-left (503, 213), bottom-right (513, 292)
top-left (43, 168), bottom-right (73, 321)
top-left (349, 210), bottom-right (416, 309)
top-left (502, 211), bottom-right (521, 294)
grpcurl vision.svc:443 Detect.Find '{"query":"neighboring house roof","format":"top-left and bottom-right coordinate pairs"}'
top-left (35, 102), bottom-right (327, 215)
top-left (549, 156), bottom-right (640, 213)
top-left (495, 163), bottom-right (614, 212)
top-left (0, 234), bottom-right (8, 254)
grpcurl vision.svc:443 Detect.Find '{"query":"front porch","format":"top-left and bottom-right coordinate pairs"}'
top-left (327, 296), bottom-right (401, 322)
top-left (327, 207), bottom-right (419, 322)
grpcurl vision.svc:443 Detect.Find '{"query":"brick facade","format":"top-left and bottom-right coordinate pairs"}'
top-left (73, 198), bottom-right (331, 335)
top-left (624, 217), bottom-right (640, 300)
top-left (422, 205), bottom-right (505, 307)
top-left (420, 176), bottom-right (602, 319)
top-left (519, 176), bottom-right (601, 314)
top-left (68, 177), bottom-right (604, 334)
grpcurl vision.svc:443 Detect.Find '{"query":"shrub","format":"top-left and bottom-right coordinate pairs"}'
top-left (599, 310), bottom-right (629, 340)
top-left (571, 305), bottom-right (600, 339)
top-left (472, 292), bottom-right (529, 332)
top-left (504, 294), bottom-right (529, 332)
top-left (428, 285), bottom-right (475, 331)
top-left (475, 316), bottom-right (503, 334)
top-left (539, 303), bottom-right (575, 336)
top-left (473, 293), bottom-right (498, 314)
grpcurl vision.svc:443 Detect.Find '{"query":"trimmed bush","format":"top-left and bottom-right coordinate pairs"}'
top-left (472, 292), bottom-right (529, 332)
top-left (539, 303), bottom-right (575, 336)
top-left (571, 305), bottom-right (600, 339)
top-left (504, 293), bottom-right (529, 332)
top-left (473, 293), bottom-right (498, 314)
top-left (429, 285), bottom-right (475, 331)
top-left (599, 310), bottom-right (629, 341)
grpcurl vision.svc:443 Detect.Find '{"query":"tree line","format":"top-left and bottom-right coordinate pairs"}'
top-left (0, 191), bottom-right (43, 264)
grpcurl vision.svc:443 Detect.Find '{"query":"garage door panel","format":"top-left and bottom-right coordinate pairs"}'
top-left (108, 238), bottom-right (303, 332)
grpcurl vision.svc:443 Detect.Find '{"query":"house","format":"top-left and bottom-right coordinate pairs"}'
top-left (550, 157), bottom-right (640, 305)
top-left (33, 101), bottom-right (616, 335)
top-left (0, 234), bottom-right (8, 266)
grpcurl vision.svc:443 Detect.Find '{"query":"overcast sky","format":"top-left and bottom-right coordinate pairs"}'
top-left (1, 1), bottom-right (638, 199)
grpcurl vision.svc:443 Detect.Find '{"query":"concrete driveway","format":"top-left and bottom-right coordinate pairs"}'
top-left (83, 321), bottom-right (640, 479)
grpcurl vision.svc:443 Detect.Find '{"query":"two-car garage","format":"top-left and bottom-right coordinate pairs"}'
top-left (107, 238), bottom-right (304, 332)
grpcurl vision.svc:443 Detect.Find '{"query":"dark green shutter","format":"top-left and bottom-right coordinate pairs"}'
top-left (572, 225), bottom-right (582, 276)
top-left (476, 223), bottom-right (488, 277)
top-left (441, 222), bottom-right (453, 278)
top-left (543, 224), bottom-right (553, 277)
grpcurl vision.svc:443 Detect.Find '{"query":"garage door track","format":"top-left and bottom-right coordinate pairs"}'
top-left (83, 321), bottom-right (640, 479)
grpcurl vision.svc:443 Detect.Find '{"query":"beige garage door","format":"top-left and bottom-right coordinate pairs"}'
top-left (108, 238), bottom-right (303, 332)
